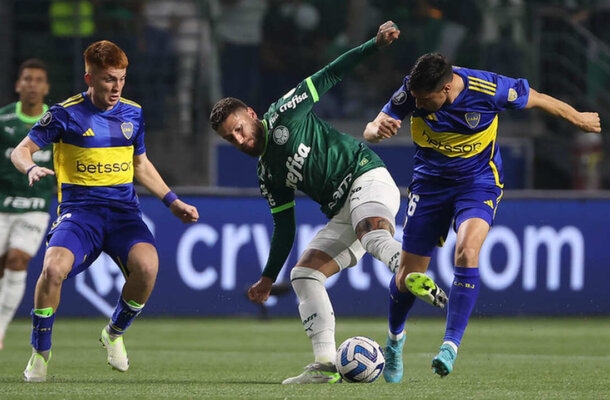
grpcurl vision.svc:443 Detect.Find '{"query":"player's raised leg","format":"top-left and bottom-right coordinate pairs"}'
top-left (405, 272), bottom-right (448, 308)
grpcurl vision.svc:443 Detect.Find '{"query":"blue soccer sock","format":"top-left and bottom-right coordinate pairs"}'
top-left (108, 298), bottom-right (144, 335)
top-left (31, 307), bottom-right (55, 352)
top-left (388, 275), bottom-right (417, 335)
top-left (443, 266), bottom-right (480, 347)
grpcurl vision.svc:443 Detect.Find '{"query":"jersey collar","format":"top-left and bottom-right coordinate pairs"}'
top-left (16, 101), bottom-right (49, 124)
top-left (260, 118), bottom-right (269, 157)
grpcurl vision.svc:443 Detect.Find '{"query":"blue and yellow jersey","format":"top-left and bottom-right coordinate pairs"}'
top-left (382, 67), bottom-right (530, 186)
top-left (27, 92), bottom-right (146, 211)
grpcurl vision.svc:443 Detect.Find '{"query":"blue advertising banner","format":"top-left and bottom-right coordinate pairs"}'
top-left (16, 194), bottom-right (610, 318)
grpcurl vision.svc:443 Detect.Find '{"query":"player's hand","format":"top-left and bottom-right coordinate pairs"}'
top-left (576, 112), bottom-right (601, 133)
top-left (247, 277), bottom-right (274, 304)
top-left (27, 166), bottom-right (55, 187)
top-left (376, 20), bottom-right (400, 47)
top-left (364, 117), bottom-right (402, 143)
top-left (170, 200), bottom-right (199, 223)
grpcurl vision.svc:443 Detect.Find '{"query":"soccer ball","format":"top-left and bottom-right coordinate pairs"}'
top-left (335, 336), bottom-right (385, 383)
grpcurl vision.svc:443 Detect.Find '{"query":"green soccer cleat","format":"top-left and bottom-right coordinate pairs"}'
top-left (431, 343), bottom-right (457, 377)
top-left (24, 351), bottom-right (51, 382)
top-left (100, 327), bottom-right (129, 372)
top-left (405, 272), bottom-right (448, 309)
top-left (281, 362), bottom-right (342, 384)
top-left (383, 335), bottom-right (405, 383)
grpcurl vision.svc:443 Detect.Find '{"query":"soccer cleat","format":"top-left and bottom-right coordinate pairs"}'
top-left (100, 327), bottom-right (129, 372)
top-left (281, 362), bottom-right (342, 384)
top-left (383, 335), bottom-right (405, 383)
top-left (24, 351), bottom-right (50, 382)
top-left (431, 343), bottom-right (457, 377)
top-left (405, 272), bottom-right (448, 309)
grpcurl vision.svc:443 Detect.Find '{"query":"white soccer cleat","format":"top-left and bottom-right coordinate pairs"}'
top-left (281, 362), bottom-right (342, 384)
top-left (24, 351), bottom-right (50, 382)
top-left (100, 327), bottom-right (129, 372)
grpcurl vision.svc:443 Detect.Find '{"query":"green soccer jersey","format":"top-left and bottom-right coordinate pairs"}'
top-left (258, 38), bottom-right (385, 219)
top-left (0, 101), bottom-right (54, 213)
top-left (256, 38), bottom-right (390, 280)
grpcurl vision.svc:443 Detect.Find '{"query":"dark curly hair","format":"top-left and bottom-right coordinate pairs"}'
top-left (408, 53), bottom-right (453, 93)
top-left (209, 97), bottom-right (249, 131)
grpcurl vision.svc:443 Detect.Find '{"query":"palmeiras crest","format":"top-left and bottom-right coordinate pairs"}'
top-left (272, 125), bottom-right (289, 145)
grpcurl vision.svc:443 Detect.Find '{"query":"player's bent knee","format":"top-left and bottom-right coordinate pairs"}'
top-left (290, 266), bottom-right (326, 285)
top-left (132, 262), bottom-right (158, 282)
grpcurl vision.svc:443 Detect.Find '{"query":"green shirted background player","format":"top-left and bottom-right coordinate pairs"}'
top-left (210, 21), bottom-right (402, 384)
top-left (0, 59), bottom-right (54, 350)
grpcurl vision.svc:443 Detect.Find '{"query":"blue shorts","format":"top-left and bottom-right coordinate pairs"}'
top-left (46, 206), bottom-right (155, 279)
top-left (401, 179), bottom-right (503, 257)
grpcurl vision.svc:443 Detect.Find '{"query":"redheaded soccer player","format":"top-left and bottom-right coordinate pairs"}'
top-left (12, 40), bottom-right (199, 382)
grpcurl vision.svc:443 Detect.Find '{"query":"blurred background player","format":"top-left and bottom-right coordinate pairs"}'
top-left (11, 40), bottom-right (199, 382)
top-left (0, 59), bottom-right (54, 350)
top-left (209, 21), bottom-right (400, 384)
top-left (364, 52), bottom-right (601, 381)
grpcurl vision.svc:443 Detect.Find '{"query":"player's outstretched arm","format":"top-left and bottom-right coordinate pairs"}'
top-left (363, 111), bottom-right (402, 143)
top-left (168, 199), bottom-right (199, 223)
top-left (10, 136), bottom-right (55, 186)
top-left (526, 88), bottom-right (601, 133)
top-left (133, 153), bottom-right (199, 223)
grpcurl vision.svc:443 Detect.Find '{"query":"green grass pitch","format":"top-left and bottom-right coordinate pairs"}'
top-left (1, 316), bottom-right (608, 399)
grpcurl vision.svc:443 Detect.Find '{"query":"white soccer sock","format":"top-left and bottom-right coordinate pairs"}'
top-left (0, 270), bottom-right (27, 336)
top-left (443, 340), bottom-right (459, 354)
top-left (291, 266), bottom-right (336, 364)
top-left (388, 330), bottom-right (405, 341)
top-left (361, 230), bottom-right (402, 273)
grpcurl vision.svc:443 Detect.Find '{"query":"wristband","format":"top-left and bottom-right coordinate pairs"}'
top-left (25, 164), bottom-right (39, 176)
top-left (162, 191), bottom-right (179, 207)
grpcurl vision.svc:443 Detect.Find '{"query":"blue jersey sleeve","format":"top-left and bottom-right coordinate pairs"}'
top-left (381, 75), bottom-right (416, 121)
top-left (27, 107), bottom-right (69, 148)
top-left (494, 74), bottom-right (530, 111)
top-left (133, 118), bottom-right (146, 156)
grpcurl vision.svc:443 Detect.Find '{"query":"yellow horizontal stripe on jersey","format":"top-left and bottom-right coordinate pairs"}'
top-left (468, 77), bottom-right (497, 96)
top-left (120, 97), bottom-right (141, 108)
top-left (53, 142), bottom-right (134, 186)
top-left (468, 85), bottom-right (496, 96)
top-left (60, 95), bottom-right (85, 108)
top-left (468, 76), bottom-right (496, 88)
top-left (410, 115), bottom-right (498, 158)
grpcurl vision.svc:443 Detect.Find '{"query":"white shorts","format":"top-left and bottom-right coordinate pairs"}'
top-left (0, 211), bottom-right (50, 256)
top-left (306, 167), bottom-right (401, 269)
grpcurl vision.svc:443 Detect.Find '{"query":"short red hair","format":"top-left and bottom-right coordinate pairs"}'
top-left (83, 40), bottom-right (128, 73)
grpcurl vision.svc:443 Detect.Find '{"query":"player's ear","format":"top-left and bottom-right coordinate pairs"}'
top-left (247, 107), bottom-right (258, 119)
top-left (84, 72), bottom-right (92, 87)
